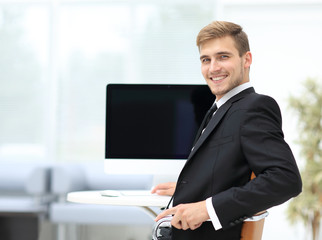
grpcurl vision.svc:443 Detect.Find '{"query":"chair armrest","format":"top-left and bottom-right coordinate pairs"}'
top-left (244, 211), bottom-right (269, 222)
top-left (51, 164), bottom-right (86, 194)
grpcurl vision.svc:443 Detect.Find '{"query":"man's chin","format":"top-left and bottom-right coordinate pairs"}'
top-left (210, 90), bottom-right (227, 100)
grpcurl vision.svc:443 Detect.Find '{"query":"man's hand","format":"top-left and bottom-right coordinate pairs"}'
top-left (155, 200), bottom-right (210, 231)
top-left (151, 182), bottom-right (176, 196)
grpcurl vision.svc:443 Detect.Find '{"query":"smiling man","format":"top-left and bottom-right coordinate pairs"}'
top-left (152, 21), bottom-right (302, 240)
top-left (199, 35), bottom-right (251, 100)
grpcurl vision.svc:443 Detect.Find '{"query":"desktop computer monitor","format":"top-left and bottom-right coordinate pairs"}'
top-left (104, 84), bottom-right (215, 183)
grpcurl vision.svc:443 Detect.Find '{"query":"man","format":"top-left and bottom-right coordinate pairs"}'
top-left (152, 21), bottom-right (302, 240)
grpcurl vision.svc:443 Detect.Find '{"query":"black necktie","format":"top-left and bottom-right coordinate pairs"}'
top-left (202, 103), bottom-right (218, 129)
top-left (193, 104), bottom-right (218, 146)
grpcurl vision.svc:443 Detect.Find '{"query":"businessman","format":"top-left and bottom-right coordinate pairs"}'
top-left (152, 21), bottom-right (302, 240)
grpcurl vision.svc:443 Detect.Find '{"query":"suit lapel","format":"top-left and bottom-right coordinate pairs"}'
top-left (187, 102), bottom-right (231, 161)
top-left (187, 87), bottom-right (255, 162)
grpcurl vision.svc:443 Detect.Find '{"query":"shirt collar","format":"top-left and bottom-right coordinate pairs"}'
top-left (215, 82), bottom-right (253, 109)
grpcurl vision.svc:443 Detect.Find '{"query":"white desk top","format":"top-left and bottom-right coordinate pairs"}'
top-left (67, 190), bottom-right (171, 208)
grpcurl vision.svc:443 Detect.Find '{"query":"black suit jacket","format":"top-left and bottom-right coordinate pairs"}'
top-left (172, 87), bottom-right (302, 240)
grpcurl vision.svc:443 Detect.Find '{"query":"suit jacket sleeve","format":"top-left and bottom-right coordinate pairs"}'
top-left (211, 95), bottom-right (302, 229)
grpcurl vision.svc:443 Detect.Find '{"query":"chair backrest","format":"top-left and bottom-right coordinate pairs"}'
top-left (240, 172), bottom-right (267, 240)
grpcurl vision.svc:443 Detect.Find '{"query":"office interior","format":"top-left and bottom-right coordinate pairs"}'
top-left (1, 0), bottom-right (322, 239)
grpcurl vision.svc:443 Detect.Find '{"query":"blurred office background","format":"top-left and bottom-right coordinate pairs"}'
top-left (0, 0), bottom-right (321, 239)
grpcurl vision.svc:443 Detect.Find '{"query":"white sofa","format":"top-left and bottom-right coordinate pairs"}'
top-left (49, 162), bottom-right (157, 240)
top-left (0, 161), bottom-right (52, 240)
top-left (0, 161), bottom-right (51, 215)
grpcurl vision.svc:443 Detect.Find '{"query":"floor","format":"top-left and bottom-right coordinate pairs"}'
top-left (0, 215), bottom-right (39, 240)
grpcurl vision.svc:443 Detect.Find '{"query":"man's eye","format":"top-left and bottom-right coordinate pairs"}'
top-left (220, 55), bottom-right (229, 59)
top-left (202, 58), bottom-right (210, 63)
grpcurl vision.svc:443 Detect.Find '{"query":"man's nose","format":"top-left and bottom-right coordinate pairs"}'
top-left (209, 60), bottom-right (221, 72)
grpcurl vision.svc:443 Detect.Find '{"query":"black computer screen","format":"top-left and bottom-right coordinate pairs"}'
top-left (105, 84), bottom-right (215, 159)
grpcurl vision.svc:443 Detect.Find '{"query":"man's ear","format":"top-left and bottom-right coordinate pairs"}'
top-left (244, 51), bottom-right (252, 68)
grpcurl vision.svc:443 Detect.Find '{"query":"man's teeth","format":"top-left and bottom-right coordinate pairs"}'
top-left (212, 76), bottom-right (226, 81)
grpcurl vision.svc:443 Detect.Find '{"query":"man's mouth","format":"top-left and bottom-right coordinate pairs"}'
top-left (210, 75), bottom-right (228, 82)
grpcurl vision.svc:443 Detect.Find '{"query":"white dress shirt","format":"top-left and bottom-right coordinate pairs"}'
top-left (204, 82), bottom-right (253, 230)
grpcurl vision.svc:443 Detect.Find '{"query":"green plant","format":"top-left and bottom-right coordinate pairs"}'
top-left (287, 78), bottom-right (322, 240)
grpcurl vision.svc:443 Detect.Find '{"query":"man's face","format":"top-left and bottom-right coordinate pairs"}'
top-left (199, 36), bottom-right (252, 100)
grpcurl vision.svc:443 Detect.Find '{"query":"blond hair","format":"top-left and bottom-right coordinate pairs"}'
top-left (196, 21), bottom-right (250, 56)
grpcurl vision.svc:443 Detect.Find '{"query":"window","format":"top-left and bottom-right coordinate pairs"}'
top-left (0, 0), bottom-right (217, 162)
top-left (0, 3), bottom-right (49, 161)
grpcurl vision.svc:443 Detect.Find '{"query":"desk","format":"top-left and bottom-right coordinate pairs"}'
top-left (67, 190), bottom-right (171, 218)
